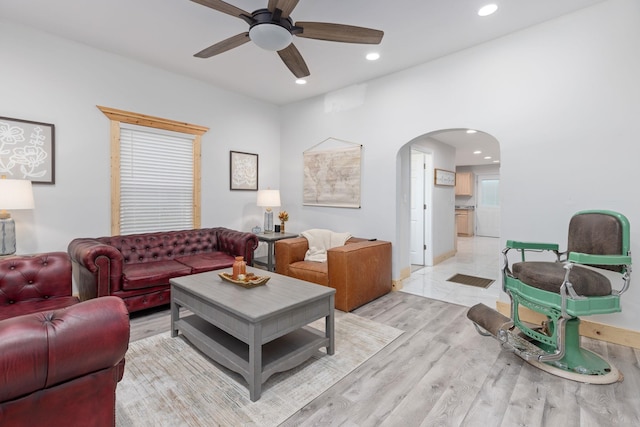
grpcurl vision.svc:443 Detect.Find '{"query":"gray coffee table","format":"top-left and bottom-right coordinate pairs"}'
top-left (170, 267), bottom-right (335, 401)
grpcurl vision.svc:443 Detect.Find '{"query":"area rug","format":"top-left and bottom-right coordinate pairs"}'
top-left (447, 273), bottom-right (495, 288)
top-left (116, 312), bottom-right (403, 426)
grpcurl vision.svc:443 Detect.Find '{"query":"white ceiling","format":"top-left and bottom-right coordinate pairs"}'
top-left (2, 0), bottom-right (604, 107)
top-left (430, 129), bottom-right (501, 167)
top-left (1, 0), bottom-right (604, 166)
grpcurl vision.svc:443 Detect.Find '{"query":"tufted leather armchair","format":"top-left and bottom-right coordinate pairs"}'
top-left (68, 227), bottom-right (259, 313)
top-left (0, 252), bottom-right (79, 321)
top-left (0, 296), bottom-right (129, 426)
top-left (275, 237), bottom-right (392, 311)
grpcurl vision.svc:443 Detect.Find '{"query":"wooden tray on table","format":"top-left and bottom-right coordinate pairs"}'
top-left (218, 272), bottom-right (270, 288)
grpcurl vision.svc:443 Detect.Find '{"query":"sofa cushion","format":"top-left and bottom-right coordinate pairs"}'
top-left (288, 261), bottom-right (329, 286)
top-left (122, 260), bottom-right (192, 290)
top-left (0, 296), bottom-right (80, 321)
top-left (175, 252), bottom-right (236, 274)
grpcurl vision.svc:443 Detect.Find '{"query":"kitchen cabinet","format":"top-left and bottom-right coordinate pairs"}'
top-left (456, 209), bottom-right (475, 236)
top-left (455, 172), bottom-right (474, 196)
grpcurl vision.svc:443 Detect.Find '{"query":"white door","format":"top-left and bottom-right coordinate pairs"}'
top-left (410, 151), bottom-right (425, 265)
top-left (476, 174), bottom-right (500, 237)
top-left (410, 150), bottom-right (433, 266)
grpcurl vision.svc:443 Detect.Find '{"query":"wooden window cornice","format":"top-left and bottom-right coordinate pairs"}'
top-left (98, 106), bottom-right (208, 136)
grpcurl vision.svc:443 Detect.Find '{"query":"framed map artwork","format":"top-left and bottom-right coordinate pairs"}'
top-left (0, 116), bottom-right (55, 184)
top-left (303, 138), bottom-right (361, 208)
top-left (230, 151), bottom-right (258, 191)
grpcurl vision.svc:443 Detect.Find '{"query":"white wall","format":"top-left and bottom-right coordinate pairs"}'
top-left (280, 0), bottom-right (640, 329)
top-left (1, 20), bottom-right (281, 253)
top-left (3, 0), bottom-right (639, 331)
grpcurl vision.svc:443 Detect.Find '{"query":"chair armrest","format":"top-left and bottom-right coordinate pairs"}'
top-left (506, 240), bottom-right (559, 251)
top-left (327, 240), bottom-right (392, 311)
top-left (275, 237), bottom-right (309, 275)
top-left (568, 252), bottom-right (632, 266)
top-left (505, 240), bottom-right (560, 263)
top-left (0, 296), bottom-right (129, 402)
top-left (67, 239), bottom-right (124, 300)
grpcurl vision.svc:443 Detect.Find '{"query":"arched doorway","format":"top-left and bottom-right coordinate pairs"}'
top-left (404, 128), bottom-right (500, 272)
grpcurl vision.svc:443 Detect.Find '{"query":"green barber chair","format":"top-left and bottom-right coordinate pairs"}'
top-left (467, 210), bottom-right (631, 383)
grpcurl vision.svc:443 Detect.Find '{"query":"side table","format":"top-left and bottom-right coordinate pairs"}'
top-left (253, 232), bottom-right (298, 272)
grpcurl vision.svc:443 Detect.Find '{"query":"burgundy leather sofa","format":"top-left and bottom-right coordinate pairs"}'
top-left (0, 252), bottom-right (79, 321)
top-left (0, 296), bottom-right (130, 427)
top-left (68, 227), bottom-right (259, 313)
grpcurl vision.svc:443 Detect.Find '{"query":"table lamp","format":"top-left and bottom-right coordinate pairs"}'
top-left (0, 177), bottom-right (35, 255)
top-left (256, 189), bottom-right (280, 233)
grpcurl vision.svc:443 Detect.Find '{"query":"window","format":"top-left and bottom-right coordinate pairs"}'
top-left (98, 106), bottom-right (208, 235)
top-left (479, 179), bottom-right (500, 207)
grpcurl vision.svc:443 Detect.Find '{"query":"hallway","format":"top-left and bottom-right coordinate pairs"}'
top-left (402, 236), bottom-right (502, 308)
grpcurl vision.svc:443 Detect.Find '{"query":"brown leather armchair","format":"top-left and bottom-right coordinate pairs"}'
top-left (275, 237), bottom-right (392, 311)
top-left (0, 296), bottom-right (130, 427)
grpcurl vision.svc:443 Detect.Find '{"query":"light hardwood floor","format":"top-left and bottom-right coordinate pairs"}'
top-left (129, 290), bottom-right (640, 426)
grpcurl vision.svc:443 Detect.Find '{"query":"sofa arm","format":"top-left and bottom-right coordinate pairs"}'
top-left (68, 238), bottom-right (124, 300)
top-left (0, 296), bottom-right (129, 403)
top-left (215, 228), bottom-right (259, 264)
top-left (275, 237), bottom-right (309, 275)
top-left (327, 240), bottom-right (392, 311)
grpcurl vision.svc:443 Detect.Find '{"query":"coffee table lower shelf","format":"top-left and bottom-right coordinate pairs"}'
top-left (176, 315), bottom-right (330, 392)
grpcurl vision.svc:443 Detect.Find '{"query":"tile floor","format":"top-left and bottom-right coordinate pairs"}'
top-left (402, 236), bottom-right (503, 307)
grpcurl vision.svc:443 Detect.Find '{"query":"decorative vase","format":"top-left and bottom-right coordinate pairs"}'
top-left (280, 222), bottom-right (285, 233)
top-left (232, 256), bottom-right (246, 279)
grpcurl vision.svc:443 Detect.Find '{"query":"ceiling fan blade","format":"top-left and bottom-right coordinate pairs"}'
top-left (268, 0), bottom-right (300, 18)
top-left (277, 44), bottom-right (310, 78)
top-left (295, 22), bottom-right (384, 44)
top-left (194, 32), bottom-right (250, 58)
top-left (190, 0), bottom-right (250, 19)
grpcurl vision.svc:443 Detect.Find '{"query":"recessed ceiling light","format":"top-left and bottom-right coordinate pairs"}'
top-left (478, 4), bottom-right (498, 17)
top-left (366, 52), bottom-right (380, 61)
top-left (295, 79), bottom-right (307, 85)
top-left (493, 160), bottom-right (500, 163)
top-left (474, 150), bottom-right (482, 154)
top-left (466, 129), bottom-right (477, 134)
top-left (484, 156), bottom-right (492, 160)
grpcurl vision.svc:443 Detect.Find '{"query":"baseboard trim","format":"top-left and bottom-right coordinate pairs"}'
top-left (496, 301), bottom-right (640, 350)
top-left (393, 266), bottom-right (411, 291)
top-left (433, 249), bottom-right (456, 265)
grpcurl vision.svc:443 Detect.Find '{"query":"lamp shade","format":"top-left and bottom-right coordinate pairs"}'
top-left (256, 189), bottom-right (281, 208)
top-left (0, 179), bottom-right (35, 210)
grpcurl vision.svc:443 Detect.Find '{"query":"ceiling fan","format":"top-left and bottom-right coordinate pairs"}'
top-left (190, 0), bottom-right (384, 78)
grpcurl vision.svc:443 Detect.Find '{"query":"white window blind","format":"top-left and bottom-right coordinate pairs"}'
top-left (119, 124), bottom-right (195, 234)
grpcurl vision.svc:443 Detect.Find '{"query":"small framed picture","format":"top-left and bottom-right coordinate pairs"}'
top-left (434, 168), bottom-right (456, 186)
top-left (230, 151), bottom-right (258, 191)
top-left (0, 116), bottom-right (55, 184)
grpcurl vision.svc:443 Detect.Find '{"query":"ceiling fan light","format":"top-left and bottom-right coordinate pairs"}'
top-left (249, 23), bottom-right (293, 51)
